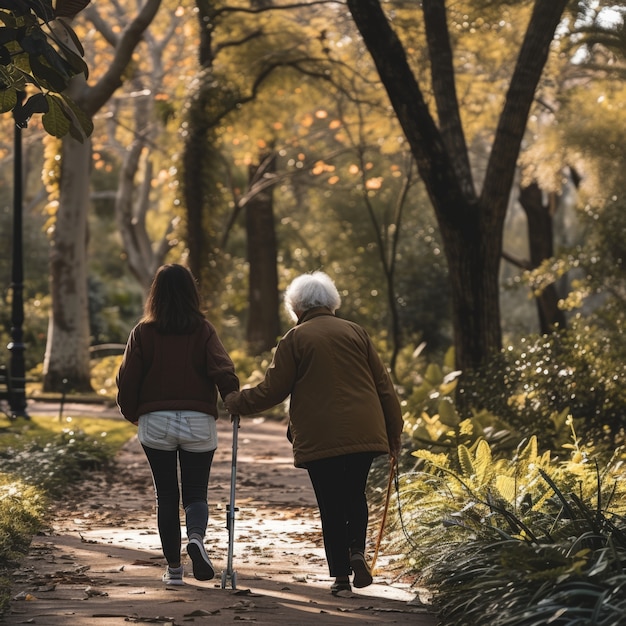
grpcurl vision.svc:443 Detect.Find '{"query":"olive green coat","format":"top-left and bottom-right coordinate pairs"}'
top-left (230, 307), bottom-right (403, 468)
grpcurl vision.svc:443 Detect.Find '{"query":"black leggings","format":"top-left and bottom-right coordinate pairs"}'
top-left (142, 445), bottom-right (215, 566)
top-left (306, 452), bottom-right (376, 578)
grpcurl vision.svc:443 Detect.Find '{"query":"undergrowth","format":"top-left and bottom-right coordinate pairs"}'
top-left (0, 413), bottom-right (134, 616)
top-left (385, 415), bottom-right (626, 625)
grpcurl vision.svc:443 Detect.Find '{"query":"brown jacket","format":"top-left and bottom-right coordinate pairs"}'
top-left (116, 320), bottom-right (239, 423)
top-left (229, 307), bottom-right (403, 467)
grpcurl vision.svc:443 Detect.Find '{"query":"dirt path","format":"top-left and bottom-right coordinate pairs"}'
top-left (4, 405), bottom-right (436, 625)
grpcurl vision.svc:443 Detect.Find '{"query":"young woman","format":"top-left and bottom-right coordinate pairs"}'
top-left (225, 271), bottom-right (403, 595)
top-left (117, 264), bottom-right (239, 586)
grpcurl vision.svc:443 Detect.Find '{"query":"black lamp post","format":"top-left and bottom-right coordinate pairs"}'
top-left (8, 92), bottom-right (29, 419)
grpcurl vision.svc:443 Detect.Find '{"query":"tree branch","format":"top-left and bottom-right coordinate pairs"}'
top-left (84, 0), bottom-right (162, 115)
top-left (423, 0), bottom-right (475, 200)
top-left (481, 0), bottom-right (569, 221)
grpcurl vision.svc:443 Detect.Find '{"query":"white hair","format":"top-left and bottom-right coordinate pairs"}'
top-left (284, 271), bottom-right (341, 320)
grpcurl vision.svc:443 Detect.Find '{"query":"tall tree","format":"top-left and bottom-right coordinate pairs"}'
top-left (244, 151), bottom-right (280, 354)
top-left (42, 0), bottom-right (162, 391)
top-left (345, 0), bottom-right (570, 398)
top-left (85, 3), bottom-right (187, 292)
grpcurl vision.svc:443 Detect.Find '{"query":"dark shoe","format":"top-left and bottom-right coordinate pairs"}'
top-left (350, 552), bottom-right (373, 588)
top-left (331, 580), bottom-right (352, 595)
top-left (187, 537), bottom-right (215, 581)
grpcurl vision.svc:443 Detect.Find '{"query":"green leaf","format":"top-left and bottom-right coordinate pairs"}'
top-left (438, 397), bottom-right (460, 427)
top-left (0, 85), bottom-right (16, 112)
top-left (424, 362), bottom-right (443, 386)
top-left (48, 18), bottom-right (85, 59)
top-left (474, 439), bottom-right (492, 484)
top-left (413, 449), bottom-right (449, 470)
top-left (517, 435), bottom-right (538, 463)
top-left (42, 93), bottom-right (70, 137)
top-left (495, 474), bottom-right (516, 502)
top-left (57, 92), bottom-right (93, 137)
top-left (28, 53), bottom-right (69, 92)
top-left (458, 444), bottom-right (474, 478)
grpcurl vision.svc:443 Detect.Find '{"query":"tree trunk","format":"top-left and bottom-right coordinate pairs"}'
top-left (519, 183), bottom-right (567, 333)
top-left (440, 211), bottom-right (504, 372)
top-left (245, 152), bottom-right (280, 355)
top-left (183, 1), bottom-right (222, 295)
top-left (346, 0), bottom-right (569, 382)
top-left (43, 135), bottom-right (93, 392)
top-left (115, 87), bottom-right (175, 293)
top-left (42, 1), bottom-right (162, 392)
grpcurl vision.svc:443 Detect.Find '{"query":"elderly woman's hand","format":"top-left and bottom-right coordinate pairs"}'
top-left (224, 391), bottom-right (240, 414)
top-left (389, 436), bottom-right (402, 461)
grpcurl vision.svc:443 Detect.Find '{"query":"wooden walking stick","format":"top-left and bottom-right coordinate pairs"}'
top-left (371, 456), bottom-right (397, 573)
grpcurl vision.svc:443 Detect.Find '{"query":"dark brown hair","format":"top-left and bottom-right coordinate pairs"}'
top-left (142, 264), bottom-right (204, 333)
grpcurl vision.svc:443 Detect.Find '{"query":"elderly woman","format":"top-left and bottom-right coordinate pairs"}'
top-left (225, 271), bottom-right (403, 595)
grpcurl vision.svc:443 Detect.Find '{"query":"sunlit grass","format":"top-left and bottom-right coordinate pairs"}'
top-left (0, 413), bottom-right (134, 497)
top-left (0, 413), bottom-right (134, 451)
top-left (0, 411), bottom-right (135, 616)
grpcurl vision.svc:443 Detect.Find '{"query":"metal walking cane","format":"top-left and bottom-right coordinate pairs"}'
top-left (221, 413), bottom-right (240, 589)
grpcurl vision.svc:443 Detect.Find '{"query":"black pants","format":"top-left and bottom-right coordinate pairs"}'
top-left (306, 452), bottom-right (376, 578)
top-left (142, 445), bottom-right (215, 566)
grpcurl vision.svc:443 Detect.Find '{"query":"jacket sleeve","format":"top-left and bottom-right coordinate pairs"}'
top-left (366, 336), bottom-right (404, 443)
top-left (116, 326), bottom-right (144, 423)
top-left (229, 333), bottom-right (297, 415)
top-left (204, 322), bottom-right (240, 399)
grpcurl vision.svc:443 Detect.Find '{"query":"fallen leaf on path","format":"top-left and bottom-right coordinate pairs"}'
top-left (12, 591), bottom-right (37, 601)
top-left (123, 615), bottom-right (176, 623)
top-left (232, 588), bottom-right (262, 597)
top-left (131, 559), bottom-right (161, 567)
top-left (185, 608), bottom-right (221, 616)
top-left (98, 566), bottom-right (125, 572)
top-left (292, 575), bottom-right (307, 582)
top-left (84, 586), bottom-right (108, 597)
top-left (228, 600), bottom-right (257, 611)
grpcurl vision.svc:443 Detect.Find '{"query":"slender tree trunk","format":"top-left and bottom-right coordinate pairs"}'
top-left (43, 135), bottom-right (93, 392)
top-left (519, 183), bottom-right (567, 333)
top-left (245, 152), bottom-right (280, 354)
top-left (42, 1), bottom-right (162, 392)
top-left (183, 1), bottom-right (222, 296)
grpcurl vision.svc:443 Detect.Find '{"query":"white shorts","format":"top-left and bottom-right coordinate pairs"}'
top-left (137, 410), bottom-right (218, 452)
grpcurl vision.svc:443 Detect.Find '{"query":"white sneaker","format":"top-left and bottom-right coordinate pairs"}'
top-left (162, 565), bottom-right (184, 586)
top-left (187, 537), bottom-right (215, 581)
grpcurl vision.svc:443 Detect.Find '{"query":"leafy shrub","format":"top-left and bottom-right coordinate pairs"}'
top-left (387, 420), bottom-right (626, 625)
top-left (0, 477), bottom-right (46, 615)
top-left (0, 477), bottom-right (45, 564)
top-left (464, 320), bottom-right (626, 446)
top-left (398, 347), bottom-right (520, 461)
top-left (90, 355), bottom-right (123, 398)
top-left (0, 428), bottom-right (115, 496)
top-left (0, 416), bottom-right (131, 617)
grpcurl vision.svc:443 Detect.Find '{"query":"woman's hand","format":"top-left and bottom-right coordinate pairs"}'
top-left (224, 391), bottom-right (240, 414)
